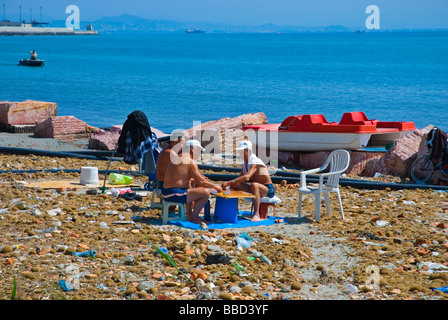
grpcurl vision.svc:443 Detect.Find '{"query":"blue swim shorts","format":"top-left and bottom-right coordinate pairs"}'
top-left (265, 183), bottom-right (275, 198)
top-left (161, 187), bottom-right (188, 203)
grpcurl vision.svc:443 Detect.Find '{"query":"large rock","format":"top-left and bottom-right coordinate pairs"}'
top-left (185, 112), bottom-right (267, 137)
top-left (384, 125), bottom-right (434, 177)
top-left (185, 113), bottom-right (268, 153)
top-left (34, 116), bottom-right (98, 141)
top-left (278, 151), bottom-right (301, 168)
top-left (291, 150), bottom-right (387, 177)
top-left (87, 125), bottom-right (170, 151)
top-left (88, 125), bottom-right (122, 151)
top-left (0, 100), bottom-right (57, 129)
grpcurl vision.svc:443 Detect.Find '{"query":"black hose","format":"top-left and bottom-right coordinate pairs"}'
top-left (202, 173), bottom-right (448, 191)
top-left (0, 147), bottom-right (122, 161)
top-left (0, 168), bottom-right (142, 176)
top-left (1, 146), bottom-right (447, 191)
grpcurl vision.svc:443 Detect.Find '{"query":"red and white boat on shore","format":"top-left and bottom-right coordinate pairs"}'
top-left (242, 111), bottom-right (416, 152)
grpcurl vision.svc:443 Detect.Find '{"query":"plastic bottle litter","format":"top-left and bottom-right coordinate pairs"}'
top-left (432, 286), bottom-right (448, 293)
top-left (75, 271), bottom-right (90, 279)
top-left (99, 222), bottom-right (110, 229)
top-left (418, 261), bottom-right (448, 272)
top-left (234, 233), bottom-right (253, 249)
top-left (345, 284), bottom-right (359, 293)
top-left (72, 250), bottom-right (96, 258)
top-left (155, 247), bottom-right (169, 255)
top-left (58, 279), bottom-right (73, 292)
top-left (375, 220), bottom-right (389, 227)
top-left (108, 173), bottom-right (133, 185)
top-left (110, 188), bottom-right (120, 197)
top-left (253, 251), bottom-right (272, 265)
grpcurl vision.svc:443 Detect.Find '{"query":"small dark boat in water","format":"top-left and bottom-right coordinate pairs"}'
top-left (19, 59), bottom-right (45, 67)
top-left (185, 28), bottom-right (205, 34)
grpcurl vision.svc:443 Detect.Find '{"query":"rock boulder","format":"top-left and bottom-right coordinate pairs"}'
top-left (186, 112), bottom-right (268, 152)
top-left (34, 116), bottom-right (98, 141)
top-left (384, 125), bottom-right (434, 177)
top-left (87, 125), bottom-right (169, 151)
top-left (0, 100), bottom-right (57, 130)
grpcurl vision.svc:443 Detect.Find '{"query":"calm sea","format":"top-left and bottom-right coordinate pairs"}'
top-left (1, 32), bottom-right (447, 134)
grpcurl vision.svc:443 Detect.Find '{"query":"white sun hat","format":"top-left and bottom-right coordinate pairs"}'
top-left (186, 139), bottom-right (205, 151)
top-left (236, 140), bottom-right (253, 151)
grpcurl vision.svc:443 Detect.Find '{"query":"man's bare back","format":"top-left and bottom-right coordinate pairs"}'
top-left (156, 147), bottom-right (174, 182)
top-left (163, 154), bottom-right (192, 189)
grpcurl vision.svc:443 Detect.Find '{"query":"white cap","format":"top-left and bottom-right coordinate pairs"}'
top-left (186, 139), bottom-right (205, 151)
top-left (170, 129), bottom-right (186, 141)
top-left (236, 140), bottom-right (253, 151)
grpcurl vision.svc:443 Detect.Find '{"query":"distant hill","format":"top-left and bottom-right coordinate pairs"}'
top-left (49, 14), bottom-right (362, 34)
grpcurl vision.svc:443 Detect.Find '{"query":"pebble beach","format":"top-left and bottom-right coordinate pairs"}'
top-left (0, 133), bottom-right (447, 302)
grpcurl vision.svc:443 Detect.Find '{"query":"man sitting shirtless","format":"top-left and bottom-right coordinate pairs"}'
top-left (162, 139), bottom-right (223, 224)
top-left (156, 130), bottom-right (185, 188)
top-left (221, 140), bottom-right (275, 222)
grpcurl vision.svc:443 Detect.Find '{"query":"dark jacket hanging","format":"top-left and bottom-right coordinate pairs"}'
top-left (427, 127), bottom-right (447, 165)
top-left (117, 110), bottom-right (153, 164)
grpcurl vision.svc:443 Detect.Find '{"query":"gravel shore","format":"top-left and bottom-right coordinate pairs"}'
top-left (0, 134), bottom-right (447, 301)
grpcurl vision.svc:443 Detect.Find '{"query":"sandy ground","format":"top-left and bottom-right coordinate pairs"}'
top-left (0, 133), bottom-right (447, 301)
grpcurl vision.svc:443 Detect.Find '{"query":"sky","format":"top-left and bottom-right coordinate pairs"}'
top-left (2, 0), bottom-right (448, 29)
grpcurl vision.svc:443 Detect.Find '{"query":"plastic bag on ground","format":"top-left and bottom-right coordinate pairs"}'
top-left (108, 173), bottom-right (133, 185)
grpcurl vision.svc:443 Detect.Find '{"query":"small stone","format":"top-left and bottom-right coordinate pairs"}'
top-left (77, 243), bottom-right (91, 250)
top-left (22, 271), bottom-right (35, 279)
top-left (229, 286), bottom-right (241, 293)
top-left (137, 281), bottom-right (154, 292)
top-left (219, 292), bottom-right (233, 300)
top-left (417, 249), bottom-right (430, 256)
top-left (124, 286), bottom-right (137, 296)
top-left (416, 238), bottom-right (430, 246)
top-left (0, 245), bottom-right (13, 253)
top-left (15, 201), bottom-right (28, 210)
top-left (291, 281), bottom-right (302, 290)
top-left (178, 287), bottom-right (190, 295)
top-left (241, 286), bottom-right (255, 295)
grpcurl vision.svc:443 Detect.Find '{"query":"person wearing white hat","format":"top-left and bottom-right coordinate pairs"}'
top-left (221, 140), bottom-right (275, 222)
top-left (162, 139), bottom-right (223, 224)
top-left (185, 139), bottom-right (205, 151)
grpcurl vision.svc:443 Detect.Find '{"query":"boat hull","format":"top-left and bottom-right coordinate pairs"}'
top-left (368, 130), bottom-right (413, 147)
top-left (243, 112), bottom-right (415, 152)
top-left (244, 130), bottom-right (372, 152)
top-left (19, 59), bottom-right (44, 66)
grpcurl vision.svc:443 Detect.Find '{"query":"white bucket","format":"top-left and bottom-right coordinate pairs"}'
top-left (80, 166), bottom-right (99, 185)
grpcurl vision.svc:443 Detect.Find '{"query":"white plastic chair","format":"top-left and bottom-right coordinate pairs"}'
top-left (298, 149), bottom-right (350, 221)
